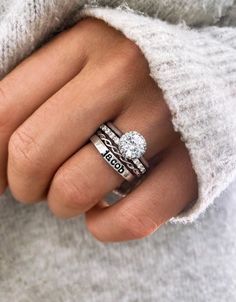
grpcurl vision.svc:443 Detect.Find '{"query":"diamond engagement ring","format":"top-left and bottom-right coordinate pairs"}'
top-left (90, 122), bottom-right (149, 200)
top-left (100, 123), bottom-right (148, 175)
top-left (106, 122), bottom-right (149, 172)
top-left (118, 131), bottom-right (147, 160)
top-left (90, 122), bottom-right (149, 179)
top-left (90, 134), bottom-right (135, 182)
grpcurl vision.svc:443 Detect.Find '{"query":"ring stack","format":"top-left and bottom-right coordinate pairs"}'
top-left (90, 134), bottom-right (135, 182)
top-left (90, 122), bottom-right (149, 183)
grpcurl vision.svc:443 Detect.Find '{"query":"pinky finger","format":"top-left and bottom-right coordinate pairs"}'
top-left (85, 140), bottom-right (198, 242)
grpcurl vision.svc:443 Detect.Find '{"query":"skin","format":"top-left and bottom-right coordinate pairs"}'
top-left (0, 18), bottom-right (198, 242)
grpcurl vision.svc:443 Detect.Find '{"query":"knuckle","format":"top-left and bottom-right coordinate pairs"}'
top-left (93, 42), bottom-right (149, 99)
top-left (50, 168), bottom-right (93, 212)
top-left (119, 210), bottom-right (158, 240)
top-left (75, 18), bottom-right (106, 50)
top-left (117, 41), bottom-right (149, 77)
top-left (8, 127), bottom-right (42, 175)
top-left (104, 42), bottom-right (149, 95)
top-left (78, 17), bottom-right (101, 32)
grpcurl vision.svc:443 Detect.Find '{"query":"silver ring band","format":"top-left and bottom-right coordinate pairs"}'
top-left (107, 122), bottom-right (149, 167)
top-left (96, 130), bottom-right (142, 177)
top-left (90, 135), bottom-right (135, 182)
top-left (100, 123), bottom-right (148, 174)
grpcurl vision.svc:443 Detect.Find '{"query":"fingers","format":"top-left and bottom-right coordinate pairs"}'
top-left (113, 83), bottom-right (177, 159)
top-left (47, 86), bottom-right (176, 218)
top-left (7, 23), bottom-right (155, 204)
top-left (0, 25), bottom-right (87, 193)
top-left (47, 143), bottom-right (123, 218)
top-left (7, 61), bottom-right (127, 203)
top-left (7, 18), bottom-right (153, 202)
top-left (85, 141), bottom-right (198, 242)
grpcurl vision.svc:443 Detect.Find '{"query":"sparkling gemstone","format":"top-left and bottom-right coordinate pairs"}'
top-left (118, 131), bottom-right (147, 159)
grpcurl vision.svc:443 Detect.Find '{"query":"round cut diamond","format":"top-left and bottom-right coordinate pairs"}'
top-left (118, 131), bottom-right (147, 159)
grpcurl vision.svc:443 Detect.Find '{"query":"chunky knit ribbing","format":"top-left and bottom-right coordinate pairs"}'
top-left (0, 0), bottom-right (235, 77)
top-left (0, 1), bottom-right (236, 301)
top-left (78, 7), bottom-right (236, 222)
top-left (0, 1), bottom-right (235, 223)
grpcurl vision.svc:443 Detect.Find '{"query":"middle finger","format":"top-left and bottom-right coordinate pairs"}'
top-left (47, 87), bottom-right (176, 218)
top-left (7, 64), bottom-right (126, 203)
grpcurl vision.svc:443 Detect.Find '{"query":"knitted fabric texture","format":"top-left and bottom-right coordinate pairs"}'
top-left (78, 6), bottom-right (236, 222)
top-left (0, 1), bottom-right (236, 301)
top-left (0, 0), bottom-right (235, 222)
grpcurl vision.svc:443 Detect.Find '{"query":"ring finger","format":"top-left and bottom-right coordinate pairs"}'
top-left (7, 60), bottom-right (131, 202)
top-left (48, 85), bottom-right (177, 218)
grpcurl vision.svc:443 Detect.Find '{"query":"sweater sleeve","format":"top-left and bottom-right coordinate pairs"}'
top-left (78, 6), bottom-right (236, 223)
top-left (94, 0), bottom-right (235, 26)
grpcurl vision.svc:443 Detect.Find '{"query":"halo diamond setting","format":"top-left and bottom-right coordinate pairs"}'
top-left (118, 131), bottom-right (147, 160)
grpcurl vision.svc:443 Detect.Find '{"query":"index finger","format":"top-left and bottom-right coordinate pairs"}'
top-left (0, 25), bottom-right (87, 192)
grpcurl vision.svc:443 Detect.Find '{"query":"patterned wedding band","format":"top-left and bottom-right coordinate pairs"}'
top-left (96, 130), bottom-right (142, 177)
top-left (90, 122), bottom-right (149, 183)
top-left (100, 123), bottom-right (149, 173)
top-left (90, 135), bottom-right (135, 182)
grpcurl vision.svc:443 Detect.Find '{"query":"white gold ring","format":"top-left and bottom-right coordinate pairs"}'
top-left (118, 131), bottom-right (147, 160)
top-left (101, 123), bottom-right (149, 174)
top-left (90, 134), bottom-right (135, 182)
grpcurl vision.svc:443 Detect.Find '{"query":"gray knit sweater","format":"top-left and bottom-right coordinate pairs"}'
top-left (0, 1), bottom-right (235, 301)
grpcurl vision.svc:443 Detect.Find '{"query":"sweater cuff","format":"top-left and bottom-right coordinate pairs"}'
top-left (78, 6), bottom-right (236, 223)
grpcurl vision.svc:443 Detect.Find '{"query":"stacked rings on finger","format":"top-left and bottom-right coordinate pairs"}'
top-left (90, 122), bottom-right (149, 183)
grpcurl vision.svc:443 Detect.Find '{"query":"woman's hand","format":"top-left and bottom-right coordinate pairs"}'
top-left (0, 18), bottom-right (197, 242)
